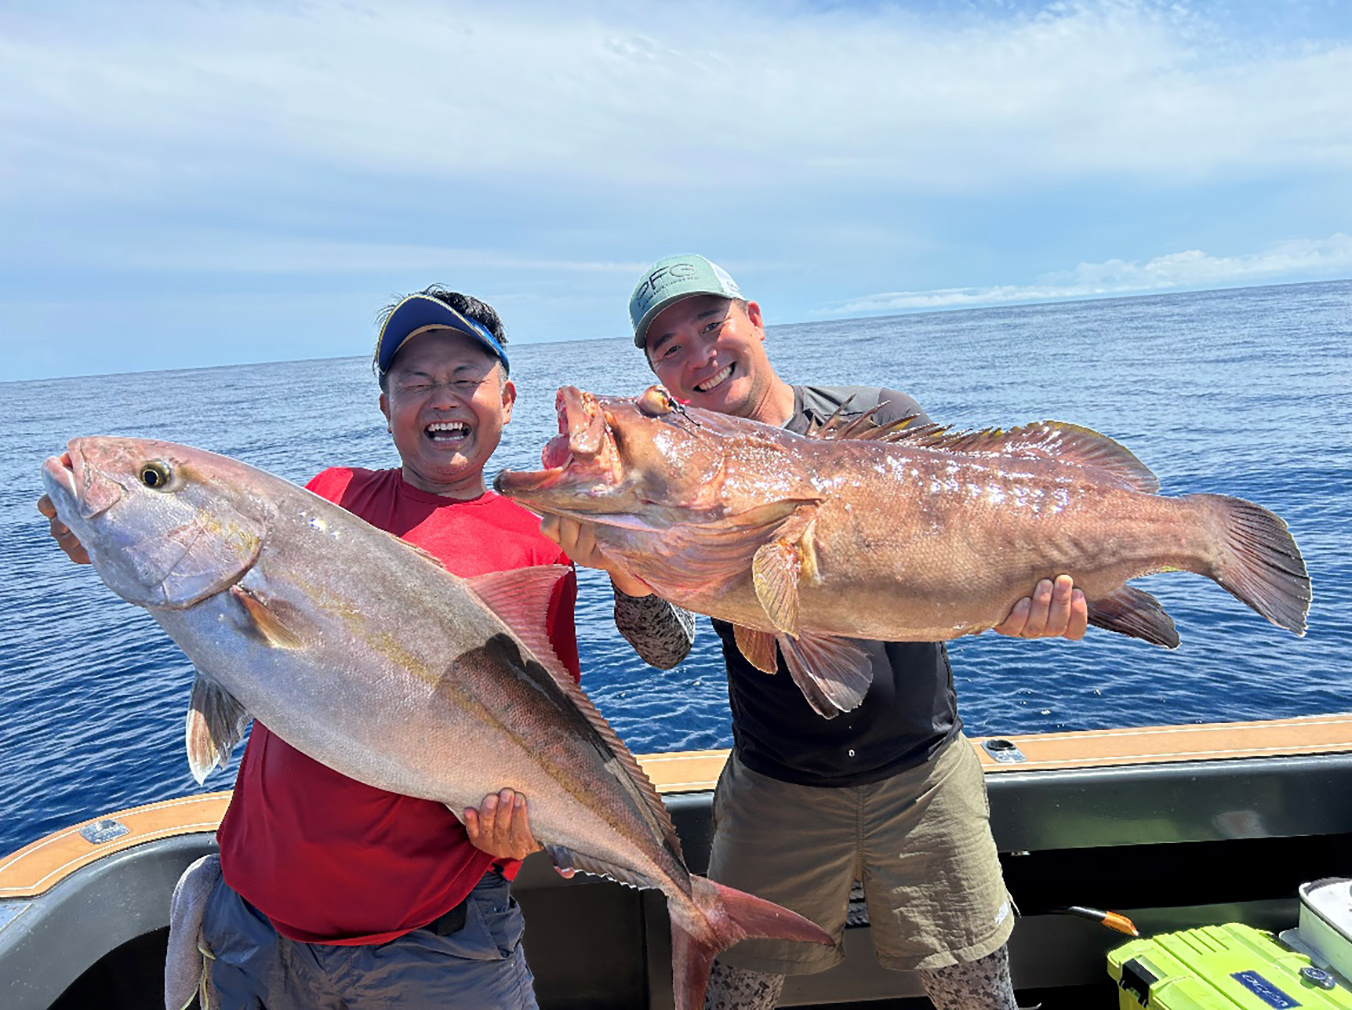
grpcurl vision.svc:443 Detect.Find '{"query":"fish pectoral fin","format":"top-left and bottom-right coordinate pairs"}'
top-left (733, 625), bottom-right (779, 674)
top-left (777, 633), bottom-right (873, 718)
top-left (1086, 585), bottom-right (1180, 648)
top-left (752, 541), bottom-right (801, 635)
top-left (229, 585), bottom-right (304, 650)
top-left (750, 506), bottom-right (820, 635)
top-left (185, 674), bottom-right (252, 785)
top-left (465, 565), bottom-right (576, 685)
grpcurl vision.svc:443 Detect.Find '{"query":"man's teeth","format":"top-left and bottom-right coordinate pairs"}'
top-left (694, 364), bottom-right (734, 393)
top-left (427, 422), bottom-right (470, 440)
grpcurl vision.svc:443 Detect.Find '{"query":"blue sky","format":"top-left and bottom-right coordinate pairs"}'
top-left (2, 0), bottom-right (1349, 381)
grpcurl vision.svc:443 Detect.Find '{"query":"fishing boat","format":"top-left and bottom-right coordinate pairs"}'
top-left (4, 714), bottom-right (1352, 1009)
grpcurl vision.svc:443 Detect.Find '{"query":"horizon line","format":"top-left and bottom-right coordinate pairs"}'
top-left (6, 275), bottom-right (1348, 387)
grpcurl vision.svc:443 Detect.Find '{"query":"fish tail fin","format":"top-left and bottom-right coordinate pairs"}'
top-left (165, 854), bottom-right (220, 1010)
top-left (1195, 493), bottom-right (1310, 635)
top-left (668, 876), bottom-right (832, 1010)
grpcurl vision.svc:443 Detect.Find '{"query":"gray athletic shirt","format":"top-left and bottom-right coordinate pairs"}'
top-left (713, 385), bottom-right (961, 787)
top-left (612, 385), bottom-right (961, 787)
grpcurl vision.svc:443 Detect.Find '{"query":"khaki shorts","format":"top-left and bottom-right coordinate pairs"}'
top-left (707, 734), bottom-right (1012, 975)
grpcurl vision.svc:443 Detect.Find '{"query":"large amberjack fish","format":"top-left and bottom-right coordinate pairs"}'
top-left (495, 386), bottom-right (1311, 718)
top-left (41, 437), bottom-right (830, 1010)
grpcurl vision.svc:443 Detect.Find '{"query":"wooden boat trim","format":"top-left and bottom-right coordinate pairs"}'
top-left (637, 714), bottom-right (1352, 787)
top-left (969, 712), bottom-right (1352, 773)
top-left (6, 714), bottom-right (1352, 899)
top-left (0, 792), bottom-right (231, 899)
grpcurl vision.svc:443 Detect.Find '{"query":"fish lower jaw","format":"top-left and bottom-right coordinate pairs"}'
top-left (494, 466), bottom-right (571, 494)
top-left (42, 455), bottom-right (77, 495)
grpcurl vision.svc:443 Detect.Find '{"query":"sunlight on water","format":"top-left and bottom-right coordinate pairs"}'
top-left (1, 279), bottom-right (1348, 855)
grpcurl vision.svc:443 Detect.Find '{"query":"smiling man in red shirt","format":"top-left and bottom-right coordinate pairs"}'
top-left (196, 289), bottom-right (567, 1010)
top-left (38, 286), bottom-right (694, 1009)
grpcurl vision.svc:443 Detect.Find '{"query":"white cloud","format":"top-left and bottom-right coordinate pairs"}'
top-left (18, 236), bottom-right (646, 276)
top-left (827, 233), bottom-right (1352, 313)
top-left (2, 1), bottom-right (1350, 380)
top-left (1, 0), bottom-right (1349, 206)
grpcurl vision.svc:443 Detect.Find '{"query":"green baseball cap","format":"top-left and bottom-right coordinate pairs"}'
top-left (629, 254), bottom-right (743, 348)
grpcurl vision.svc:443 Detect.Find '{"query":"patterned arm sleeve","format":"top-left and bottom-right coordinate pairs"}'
top-left (612, 586), bottom-right (696, 670)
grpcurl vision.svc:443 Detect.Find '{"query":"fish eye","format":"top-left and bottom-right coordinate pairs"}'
top-left (638, 386), bottom-right (676, 417)
top-left (138, 461), bottom-right (173, 489)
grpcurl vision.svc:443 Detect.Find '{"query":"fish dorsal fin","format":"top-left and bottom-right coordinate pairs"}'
top-left (465, 565), bottom-right (576, 686)
top-left (393, 534), bottom-right (448, 569)
top-left (185, 674), bottom-right (252, 785)
top-left (809, 404), bottom-right (935, 444)
top-left (896, 420), bottom-right (1160, 493)
top-left (577, 706), bottom-right (685, 868)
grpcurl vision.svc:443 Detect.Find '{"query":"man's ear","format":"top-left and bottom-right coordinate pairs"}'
top-left (500, 378), bottom-right (517, 424)
top-left (745, 300), bottom-right (765, 335)
top-left (379, 391), bottom-right (391, 429)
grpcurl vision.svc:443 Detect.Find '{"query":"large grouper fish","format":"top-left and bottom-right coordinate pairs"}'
top-left (494, 385), bottom-right (1312, 719)
top-left (40, 437), bottom-right (831, 1010)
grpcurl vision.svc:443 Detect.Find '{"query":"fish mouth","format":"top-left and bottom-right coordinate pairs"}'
top-left (42, 450), bottom-right (78, 498)
top-left (42, 440), bottom-right (119, 520)
top-left (495, 387), bottom-right (622, 498)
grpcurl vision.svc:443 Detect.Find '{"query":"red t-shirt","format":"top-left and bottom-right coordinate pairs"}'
top-left (217, 468), bottom-right (579, 944)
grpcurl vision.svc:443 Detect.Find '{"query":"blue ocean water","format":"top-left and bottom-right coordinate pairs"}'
top-left (2, 279), bottom-right (1349, 859)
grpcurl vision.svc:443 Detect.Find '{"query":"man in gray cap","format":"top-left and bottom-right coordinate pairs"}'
top-left (620, 255), bottom-right (1087, 1010)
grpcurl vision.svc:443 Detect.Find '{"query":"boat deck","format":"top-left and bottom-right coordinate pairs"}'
top-left (5, 714), bottom-right (1352, 1009)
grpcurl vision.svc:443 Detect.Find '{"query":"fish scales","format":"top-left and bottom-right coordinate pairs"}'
top-left (41, 436), bottom-right (830, 1010)
top-left (495, 385), bottom-right (1311, 718)
top-left (153, 496), bottom-right (663, 871)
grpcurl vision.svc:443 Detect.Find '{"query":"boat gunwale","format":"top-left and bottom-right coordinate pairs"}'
top-left (5, 713), bottom-right (1352, 899)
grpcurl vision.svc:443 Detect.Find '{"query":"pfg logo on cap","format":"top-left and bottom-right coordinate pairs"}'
top-left (635, 261), bottom-right (701, 311)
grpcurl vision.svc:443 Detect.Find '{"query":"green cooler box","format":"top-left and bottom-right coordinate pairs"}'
top-left (1108, 923), bottom-right (1352, 1009)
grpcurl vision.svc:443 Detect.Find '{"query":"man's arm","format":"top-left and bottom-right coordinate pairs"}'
top-left (541, 515), bottom-right (695, 669)
top-left (873, 387), bottom-right (932, 428)
top-left (613, 588), bottom-right (698, 670)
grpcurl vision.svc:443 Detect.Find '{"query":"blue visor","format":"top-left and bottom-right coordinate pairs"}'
top-left (377, 294), bottom-right (510, 375)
